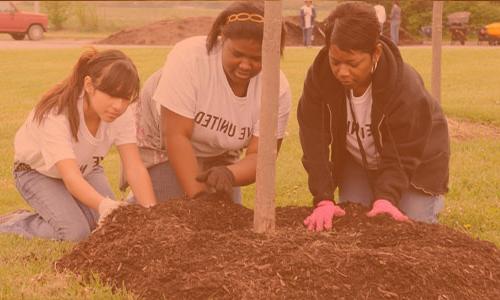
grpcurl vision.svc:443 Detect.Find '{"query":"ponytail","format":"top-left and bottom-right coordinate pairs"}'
top-left (33, 49), bottom-right (97, 140)
top-left (206, 11), bottom-right (227, 54)
top-left (32, 48), bottom-right (139, 141)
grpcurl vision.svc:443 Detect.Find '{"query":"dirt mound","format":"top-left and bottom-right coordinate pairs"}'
top-left (448, 118), bottom-right (500, 140)
top-left (57, 196), bottom-right (500, 299)
top-left (381, 23), bottom-right (421, 45)
top-left (99, 16), bottom-right (215, 45)
top-left (98, 16), bottom-right (421, 46)
top-left (98, 16), bottom-right (327, 46)
top-left (283, 16), bottom-right (326, 46)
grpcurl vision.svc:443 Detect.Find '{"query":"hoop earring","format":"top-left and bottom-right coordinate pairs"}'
top-left (371, 59), bottom-right (378, 74)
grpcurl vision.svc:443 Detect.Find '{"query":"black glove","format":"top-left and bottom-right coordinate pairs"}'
top-left (195, 166), bottom-right (235, 197)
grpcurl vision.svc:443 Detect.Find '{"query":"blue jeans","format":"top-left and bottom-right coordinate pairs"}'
top-left (134, 160), bottom-right (242, 204)
top-left (390, 21), bottom-right (400, 45)
top-left (303, 27), bottom-right (313, 46)
top-left (338, 155), bottom-right (444, 223)
top-left (0, 166), bottom-right (114, 241)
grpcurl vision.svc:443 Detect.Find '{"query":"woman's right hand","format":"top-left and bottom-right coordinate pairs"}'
top-left (304, 200), bottom-right (346, 232)
top-left (97, 197), bottom-right (125, 226)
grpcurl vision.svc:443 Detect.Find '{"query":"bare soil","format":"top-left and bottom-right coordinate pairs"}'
top-left (98, 16), bottom-right (420, 46)
top-left (448, 118), bottom-right (500, 141)
top-left (99, 16), bottom-right (215, 45)
top-left (57, 196), bottom-right (500, 299)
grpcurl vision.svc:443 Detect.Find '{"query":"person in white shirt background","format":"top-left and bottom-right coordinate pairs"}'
top-left (373, 3), bottom-right (386, 34)
top-left (0, 49), bottom-right (157, 241)
top-left (129, 1), bottom-right (292, 204)
top-left (300, 0), bottom-right (317, 47)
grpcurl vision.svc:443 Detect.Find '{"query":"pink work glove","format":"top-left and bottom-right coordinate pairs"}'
top-left (304, 200), bottom-right (346, 232)
top-left (366, 199), bottom-right (409, 222)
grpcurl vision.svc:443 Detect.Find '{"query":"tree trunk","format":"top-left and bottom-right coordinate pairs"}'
top-left (254, 0), bottom-right (282, 233)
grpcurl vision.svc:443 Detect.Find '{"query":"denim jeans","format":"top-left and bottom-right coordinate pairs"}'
top-left (0, 166), bottom-right (115, 241)
top-left (390, 21), bottom-right (400, 45)
top-left (303, 27), bottom-right (313, 46)
top-left (132, 160), bottom-right (242, 204)
top-left (338, 155), bottom-right (444, 223)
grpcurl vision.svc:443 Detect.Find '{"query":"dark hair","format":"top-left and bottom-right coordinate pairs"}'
top-left (324, 1), bottom-right (380, 54)
top-left (33, 49), bottom-right (140, 140)
top-left (206, 1), bottom-right (286, 54)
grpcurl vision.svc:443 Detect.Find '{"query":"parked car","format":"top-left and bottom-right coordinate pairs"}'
top-left (0, 1), bottom-right (48, 40)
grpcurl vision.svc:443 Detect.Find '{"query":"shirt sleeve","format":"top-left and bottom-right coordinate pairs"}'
top-left (253, 71), bottom-right (292, 139)
top-left (276, 71), bottom-right (292, 139)
top-left (136, 69), bottom-right (163, 150)
top-left (111, 106), bottom-right (137, 145)
top-left (153, 41), bottom-right (199, 119)
top-left (36, 113), bottom-right (77, 171)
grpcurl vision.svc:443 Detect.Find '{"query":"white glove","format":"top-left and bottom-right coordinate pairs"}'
top-left (97, 197), bottom-right (124, 226)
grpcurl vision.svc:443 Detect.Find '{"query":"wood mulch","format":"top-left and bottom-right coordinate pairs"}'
top-left (56, 196), bottom-right (500, 299)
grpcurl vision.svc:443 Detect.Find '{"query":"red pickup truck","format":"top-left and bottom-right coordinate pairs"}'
top-left (0, 1), bottom-right (48, 40)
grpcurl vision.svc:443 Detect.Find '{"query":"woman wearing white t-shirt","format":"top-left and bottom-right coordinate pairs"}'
top-left (133, 1), bottom-right (291, 203)
top-left (299, 2), bottom-right (449, 231)
top-left (0, 49), bottom-right (157, 241)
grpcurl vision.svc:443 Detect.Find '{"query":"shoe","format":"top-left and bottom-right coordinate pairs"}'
top-left (0, 209), bottom-right (31, 224)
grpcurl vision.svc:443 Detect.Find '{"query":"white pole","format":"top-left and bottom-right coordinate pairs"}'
top-left (34, 1), bottom-right (40, 13)
top-left (254, 0), bottom-right (282, 233)
top-left (431, 1), bottom-right (443, 103)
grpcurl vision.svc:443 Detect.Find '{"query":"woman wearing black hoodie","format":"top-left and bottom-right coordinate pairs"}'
top-left (298, 1), bottom-right (449, 231)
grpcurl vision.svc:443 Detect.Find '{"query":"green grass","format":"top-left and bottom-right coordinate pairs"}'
top-left (400, 47), bottom-right (500, 126)
top-left (0, 46), bottom-right (499, 298)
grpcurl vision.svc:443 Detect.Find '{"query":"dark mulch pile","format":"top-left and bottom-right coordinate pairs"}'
top-left (98, 16), bottom-right (324, 46)
top-left (56, 197), bottom-right (500, 299)
top-left (98, 16), bottom-right (419, 47)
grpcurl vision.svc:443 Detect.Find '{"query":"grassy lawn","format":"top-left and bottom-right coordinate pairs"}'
top-left (0, 46), bottom-right (498, 298)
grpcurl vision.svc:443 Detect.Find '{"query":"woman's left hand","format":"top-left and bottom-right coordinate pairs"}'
top-left (366, 199), bottom-right (409, 222)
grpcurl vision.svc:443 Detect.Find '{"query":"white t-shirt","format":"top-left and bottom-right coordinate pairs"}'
top-left (14, 95), bottom-right (137, 178)
top-left (301, 5), bottom-right (314, 28)
top-left (374, 4), bottom-right (387, 24)
top-left (345, 85), bottom-right (380, 169)
top-left (153, 36), bottom-right (292, 158)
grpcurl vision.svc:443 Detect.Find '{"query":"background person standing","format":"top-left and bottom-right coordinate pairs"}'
top-left (390, 0), bottom-right (401, 45)
top-left (300, 0), bottom-right (316, 47)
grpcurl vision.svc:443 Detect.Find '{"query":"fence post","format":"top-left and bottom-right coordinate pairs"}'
top-left (431, 1), bottom-right (443, 103)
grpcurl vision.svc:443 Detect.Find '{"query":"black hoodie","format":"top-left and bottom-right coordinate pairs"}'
top-left (297, 36), bottom-right (450, 206)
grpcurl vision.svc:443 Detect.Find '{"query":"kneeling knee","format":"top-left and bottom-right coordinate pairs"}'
top-left (57, 224), bottom-right (91, 241)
